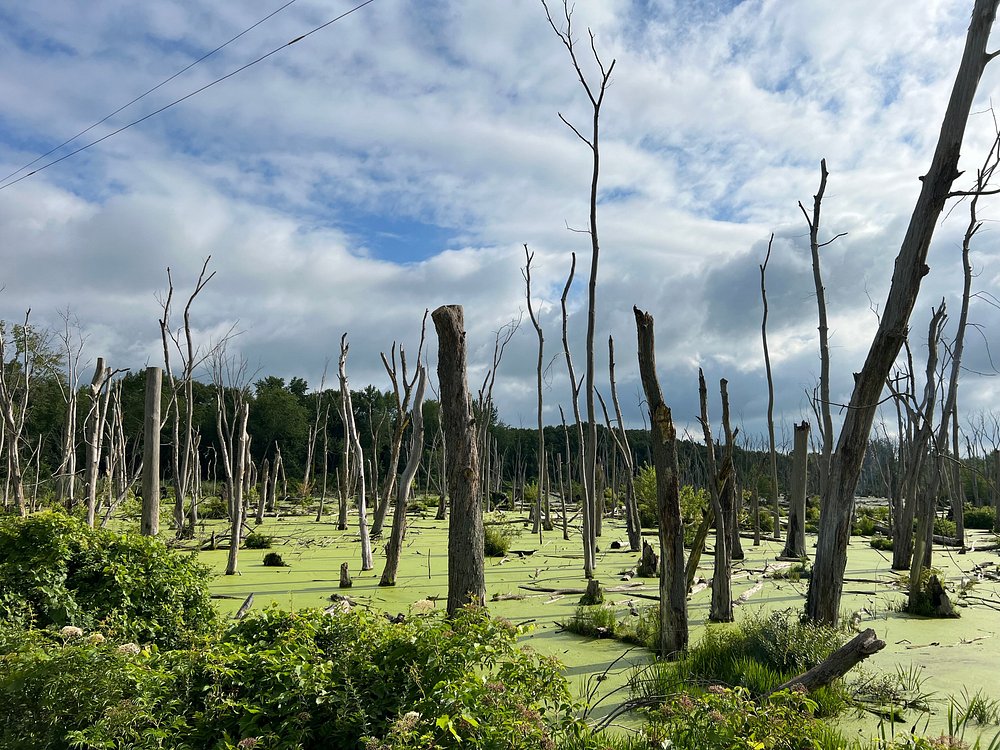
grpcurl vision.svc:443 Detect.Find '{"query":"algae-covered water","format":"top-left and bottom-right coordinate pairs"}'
top-left (195, 507), bottom-right (1000, 741)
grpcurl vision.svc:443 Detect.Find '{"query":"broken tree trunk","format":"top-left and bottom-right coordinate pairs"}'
top-left (433, 305), bottom-right (486, 616)
top-left (634, 306), bottom-right (688, 658)
top-left (783, 421), bottom-right (810, 558)
top-left (140, 366), bottom-right (162, 537)
top-left (769, 628), bottom-right (886, 695)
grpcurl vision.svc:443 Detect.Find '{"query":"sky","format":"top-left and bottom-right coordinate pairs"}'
top-left (1, 0), bottom-right (1000, 446)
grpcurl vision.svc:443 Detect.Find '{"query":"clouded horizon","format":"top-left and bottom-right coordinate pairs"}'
top-left (2, 0), bottom-right (999, 446)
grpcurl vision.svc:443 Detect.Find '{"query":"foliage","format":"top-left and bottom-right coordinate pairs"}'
top-left (635, 611), bottom-right (848, 717)
top-left (963, 505), bottom-right (996, 531)
top-left (644, 685), bottom-right (834, 750)
top-left (634, 466), bottom-right (707, 538)
top-left (263, 552), bottom-right (287, 567)
top-left (0, 606), bottom-right (586, 750)
top-left (934, 518), bottom-right (958, 538)
top-left (483, 524), bottom-right (516, 557)
top-left (870, 535), bottom-right (895, 551)
top-left (244, 531), bottom-right (274, 549)
top-left (769, 562), bottom-right (811, 581)
top-left (198, 494), bottom-right (229, 520)
top-left (0, 512), bottom-right (216, 648)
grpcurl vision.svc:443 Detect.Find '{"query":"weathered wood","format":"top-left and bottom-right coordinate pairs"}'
top-left (234, 593), bottom-right (254, 620)
top-left (634, 306), bottom-right (687, 658)
top-left (339, 562), bottom-right (353, 588)
top-left (769, 628), bottom-right (886, 694)
top-left (140, 366), bottom-right (162, 536)
top-left (807, 0), bottom-right (1000, 624)
top-left (433, 305), bottom-right (485, 616)
top-left (783, 421), bottom-right (810, 558)
top-left (637, 539), bottom-right (658, 577)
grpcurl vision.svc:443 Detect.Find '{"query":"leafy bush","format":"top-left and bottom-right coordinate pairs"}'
top-left (964, 505), bottom-right (996, 531)
top-left (0, 512), bottom-right (216, 648)
top-left (934, 518), bottom-right (958, 538)
top-left (769, 562), bottom-right (811, 581)
top-left (197, 494), bottom-right (229, 519)
top-left (1, 606), bottom-right (586, 750)
top-left (263, 552), bottom-right (287, 567)
top-left (644, 685), bottom-right (835, 750)
top-left (870, 535), bottom-right (894, 551)
top-left (647, 611), bottom-right (849, 717)
top-left (244, 531), bottom-right (274, 549)
top-left (483, 524), bottom-right (515, 557)
top-left (635, 467), bottom-right (707, 537)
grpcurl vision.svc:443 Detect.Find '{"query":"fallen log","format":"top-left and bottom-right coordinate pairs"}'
top-left (767, 628), bottom-right (885, 695)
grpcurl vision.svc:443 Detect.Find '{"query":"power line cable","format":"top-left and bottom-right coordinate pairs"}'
top-left (0, 0), bottom-right (377, 192)
top-left (1, 0), bottom-right (300, 185)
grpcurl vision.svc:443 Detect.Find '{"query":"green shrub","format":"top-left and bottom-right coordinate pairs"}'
top-left (644, 685), bottom-right (837, 750)
top-left (563, 605), bottom-right (618, 638)
top-left (934, 518), bottom-right (958, 538)
top-left (0, 512), bottom-right (217, 648)
top-left (635, 467), bottom-right (707, 536)
top-left (769, 562), bottom-right (811, 581)
top-left (964, 505), bottom-right (996, 530)
top-left (646, 611), bottom-right (849, 717)
top-left (483, 524), bottom-right (515, 557)
top-left (4, 606), bottom-right (586, 750)
top-left (197, 494), bottom-right (229, 519)
top-left (244, 531), bottom-right (274, 549)
top-left (262, 552), bottom-right (286, 567)
top-left (870, 535), bottom-right (894, 551)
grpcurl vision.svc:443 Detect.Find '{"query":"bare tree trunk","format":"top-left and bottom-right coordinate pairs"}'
top-left (523, 246), bottom-right (548, 536)
top-left (800, 161), bottom-right (838, 496)
top-left (257, 459), bottom-right (270, 525)
top-left (806, 0), bottom-right (999, 624)
top-left (560, 253), bottom-right (594, 576)
top-left (433, 305), bottom-right (485, 615)
top-left (141, 366), bottom-right (162, 536)
top-left (84, 358), bottom-right (111, 527)
top-left (759, 236), bottom-right (782, 541)
top-left (783, 421), bottom-right (810, 558)
top-left (380, 366), bottom-right (427, 586)
top-left (635, 307), bottom-right (687, 658)
top-left (225, 403), bottom-right (249, 576)
top-left (698, 370), bottom-right (732, 622)
top-left (340, 334), bottom-right (373, 570)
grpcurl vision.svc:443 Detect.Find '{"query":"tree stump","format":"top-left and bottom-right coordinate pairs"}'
top-left (339, 562), bottom-right (353, 589)
top-left (926, 574), bottom-right (959, 618)
top-left (636, 539), bottom-right (659, 578)
top-left (579, 578), bottom-right (604, 605)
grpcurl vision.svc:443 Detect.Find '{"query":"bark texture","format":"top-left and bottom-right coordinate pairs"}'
top-left (433, 305), bottom-right (486, 616)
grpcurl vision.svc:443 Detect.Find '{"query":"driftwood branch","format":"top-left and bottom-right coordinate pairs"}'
top-left (768, 628), bottom-right (886, 695)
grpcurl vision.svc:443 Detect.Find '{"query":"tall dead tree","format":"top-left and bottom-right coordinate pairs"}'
top-left (0, 312), bottom-right (38, 516)
top-left (543, 0), bottom-right (614, 578)
top-left (800, 161), bottom-right (844, 497)
top-left (372, 312), bottom-right (427, 537)
top-left (433, 305), bottom-right (486, 616)
top-left (380, 365), bottom-right (427, 587)
top-left (522, 246), bottom-right (549, 534)
top-left (608, 335), bottom-right (642, 550)
top-left (634, 307), bottom-right (687, 658)
top-left (759, 236), bottom-right (782, 541)
top-left (339, 334), bottom-right (373, 571)
top-left (54, 311), bottom-right (85, 508)
top-left (140, 366), bottom-right (162, 536)
top-left (83, 358), bottom-right (112, 527)
top-left (806, 0), bottom-right (1000, 623)
top-left (561, 253), bottom-right (594, 575)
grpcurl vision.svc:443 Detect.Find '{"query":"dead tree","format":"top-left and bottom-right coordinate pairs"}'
top-left (698, 370), bottom-right (732, 622)
top-left (372, 312), bottom-right (427, 537)
top-left (380, 365), bottom-right (427, 586)
top-left (806, 0), bottom-right (1000, 624)
top-left (140, 366), bottom-right (162, 536)
top-left (759, 236), bottom-right (782, 541)
top-left (800, 161), bottom-right (844, 497)
top-left (608, 336), bottom-right (642, 550)
top-left (159, 259), bottom-right (228, 536)
top-left (543, 0), bottom-right (614, 579)
top-left (0, 312), bottom-right (40, 516)
top-left (54, 311), bottom-right (85, 508)
top-left (83, 358), bottom-right (112, 527)
top-left (225, 403), bottom-right (250, 576)
top-left (560, 253), bottom-right (594, 576)
top-left (634, 307), bottom-right (687, 658)
top-left (522, 246), bottom-right (549, 534)
top-left (433, 305), bottom-right (486, 615)
top-left (783, 421), bottom-right (810, 558)
top-left (339, 334), bottom-right (373, 570)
